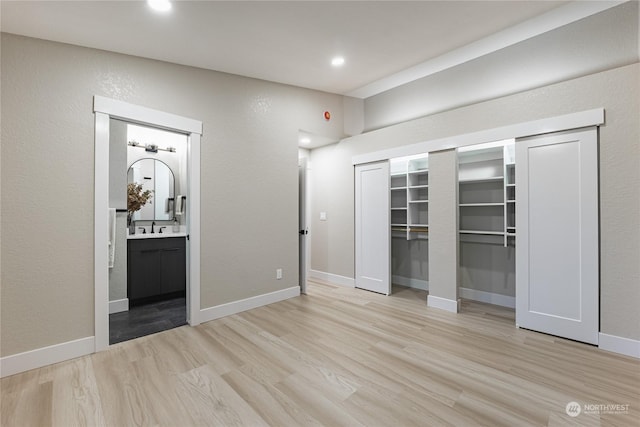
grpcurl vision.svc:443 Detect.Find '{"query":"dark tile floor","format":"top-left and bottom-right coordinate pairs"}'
top-left (109, 297), bottom-right (187, 345)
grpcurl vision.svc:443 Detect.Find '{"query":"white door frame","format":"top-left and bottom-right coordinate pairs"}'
top-left (93, 96), bottom-right (202, 352)
top-left (298, 157), bottom-right (309, 294)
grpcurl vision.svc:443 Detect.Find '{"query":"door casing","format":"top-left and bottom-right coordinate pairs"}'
top-left (93, 96), bottom-right (203, 351)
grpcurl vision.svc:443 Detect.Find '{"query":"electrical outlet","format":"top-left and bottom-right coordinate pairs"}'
top-left (276, 268), bottom-right (282, 280)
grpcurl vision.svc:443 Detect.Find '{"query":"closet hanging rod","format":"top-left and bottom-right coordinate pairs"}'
top-left (409, 227), bottom-right (429, 233)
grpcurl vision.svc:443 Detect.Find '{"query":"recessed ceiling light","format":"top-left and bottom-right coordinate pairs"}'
top-left (300, 137), bottom-right (311, 145)
top-left (148, 0), bottom-right (172, 12)
top-left (331, 57), bottom-right (345, 67)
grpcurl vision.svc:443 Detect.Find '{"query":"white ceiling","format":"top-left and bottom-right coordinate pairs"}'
top-left (2, 0), bottom-right (594, 98)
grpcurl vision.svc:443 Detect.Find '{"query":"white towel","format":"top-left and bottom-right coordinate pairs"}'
top-left (108, 208), bottom-right (116, 268)
top-left (175, 195), bottom-right (184, 215)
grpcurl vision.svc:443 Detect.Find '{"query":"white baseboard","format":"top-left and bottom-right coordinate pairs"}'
top-left (459, 287), bottom-right (515, 309)
top-left (199, 286), bottom-right (300, 324)
top-left (393, 275), bottom-right (428, 291)
top-left (109, 298), bottom-right (129, 314)
top-left (0, 336), bottom-right (95, 378)
top-left (427, 295), bottom-right (460, 313)
top-left (598, 333), bottom-right (640, 359)
top-left (309, 269), bottom-right (355, 288)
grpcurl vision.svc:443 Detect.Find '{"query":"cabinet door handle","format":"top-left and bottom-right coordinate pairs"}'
top-left (162, 248), bottom-right (180, 252)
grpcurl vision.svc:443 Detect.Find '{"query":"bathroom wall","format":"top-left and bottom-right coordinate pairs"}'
top-left (107, 119), bottom-right (128, 304)
top-left (109, 213), bottom-right (128, 303)
top-left (109, 119), bottom-right (128, 209)
top-left (108, 123), bottom-right (189, 305)
top-left (126, 124), bottom-right (188, 225)
top-left (0, 33), bottom-right (346, 357)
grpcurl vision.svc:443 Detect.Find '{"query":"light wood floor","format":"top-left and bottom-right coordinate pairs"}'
top-left (2, 279), bottom-right (639, 426)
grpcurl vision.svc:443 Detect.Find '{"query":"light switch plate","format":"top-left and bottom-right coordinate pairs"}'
top-left (320, 212), bottom-right (327, 221)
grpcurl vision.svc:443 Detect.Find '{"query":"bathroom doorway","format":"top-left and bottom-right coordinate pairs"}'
top-left (108, 122), bottom-right (189, 344)
top-left (94, 96), bottom-right (202, 352)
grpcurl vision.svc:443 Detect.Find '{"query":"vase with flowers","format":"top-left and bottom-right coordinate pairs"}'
top-left (127, 182), bottom-right (152, 234)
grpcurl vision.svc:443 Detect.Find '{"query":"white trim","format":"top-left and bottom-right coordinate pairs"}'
top-left (198, 286), bottom-right (300, 324)
top-left (0, 337), bottom-right (95, 378)
top-left (352, 108), bottom-right (604, 165)
top-left (309, 269), bottom-right (355, 288)
top-left (459, 287), bottom-right (515, 309)
top-left (393, 275), bottom-right (428, 291)
top-left (94, 96), bottom-right (202, 134)
top-left (427, 295), bottom-right (460, 313)
top-left (347, 2), bottom-right (624, 98)
top-left (186, 132), bottom-right (201, 326)
top-left (109, 298), bottom-right (129, 314)
top-left (93, 96), bottom-right (203, 352)
top-left (599, 333), bottom-right (640, 359)
top-left (94, 111), bottom-right (110, 352)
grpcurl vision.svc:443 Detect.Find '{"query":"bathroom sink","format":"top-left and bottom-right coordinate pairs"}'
top-left (127, 231), bottom-right (187, 240)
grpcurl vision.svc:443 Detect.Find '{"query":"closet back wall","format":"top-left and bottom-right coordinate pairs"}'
top-left (0, 33), bottom-right (346, 358)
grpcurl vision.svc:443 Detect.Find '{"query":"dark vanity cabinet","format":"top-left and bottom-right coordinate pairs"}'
top-left (127, 237), bottom-right (186, 305)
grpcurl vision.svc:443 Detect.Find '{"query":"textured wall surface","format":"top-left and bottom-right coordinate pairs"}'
top-left (310, 63), bottom-right (640, 340)
top-left (427, 150), bottom-right (459, 302)
top-left (0, 33), bottom-right (345, 357)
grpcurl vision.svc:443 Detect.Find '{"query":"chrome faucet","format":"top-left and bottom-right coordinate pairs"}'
top-left (151, 221), bottom-right (156, 233)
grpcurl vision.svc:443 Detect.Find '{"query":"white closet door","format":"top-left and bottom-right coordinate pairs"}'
top-left (516, 127), bottom-right (599, 344)
top-left (355, 161), bottom-right (391, 295)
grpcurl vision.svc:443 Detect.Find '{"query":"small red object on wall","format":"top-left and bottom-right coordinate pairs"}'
top-left (324, 111), bottom-right (331, 121)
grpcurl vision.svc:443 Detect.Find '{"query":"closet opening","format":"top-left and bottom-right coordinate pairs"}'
top-left (353, 109), bottom-right (602, 345)
top-left (390, 154), bottom-right (429, 295)
top-left (457, 139), bottom-right (516, 310)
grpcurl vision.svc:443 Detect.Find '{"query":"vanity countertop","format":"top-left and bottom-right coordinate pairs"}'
top-left (127, 232), bottom-right (187, 240)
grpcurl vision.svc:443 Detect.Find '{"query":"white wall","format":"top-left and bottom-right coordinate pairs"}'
top-left (107, 119), bottom-right (129, 303)
top-left (0, 33), bottom-right (346, 357)
top-left (108, 213), bottom-right (128, 302)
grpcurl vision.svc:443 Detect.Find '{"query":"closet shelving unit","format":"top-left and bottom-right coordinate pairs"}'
top-left (390, 170), bottom-right (408, 238)
top-left (504, 143), bottom-right (516, 246)
top-left (458, 142), bottom-right (515, 247)
top-left (390, 155), bottom-right (429, 240)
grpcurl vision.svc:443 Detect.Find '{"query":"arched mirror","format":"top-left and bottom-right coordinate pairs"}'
top-left (127, 158), bottom-right (175, 220)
